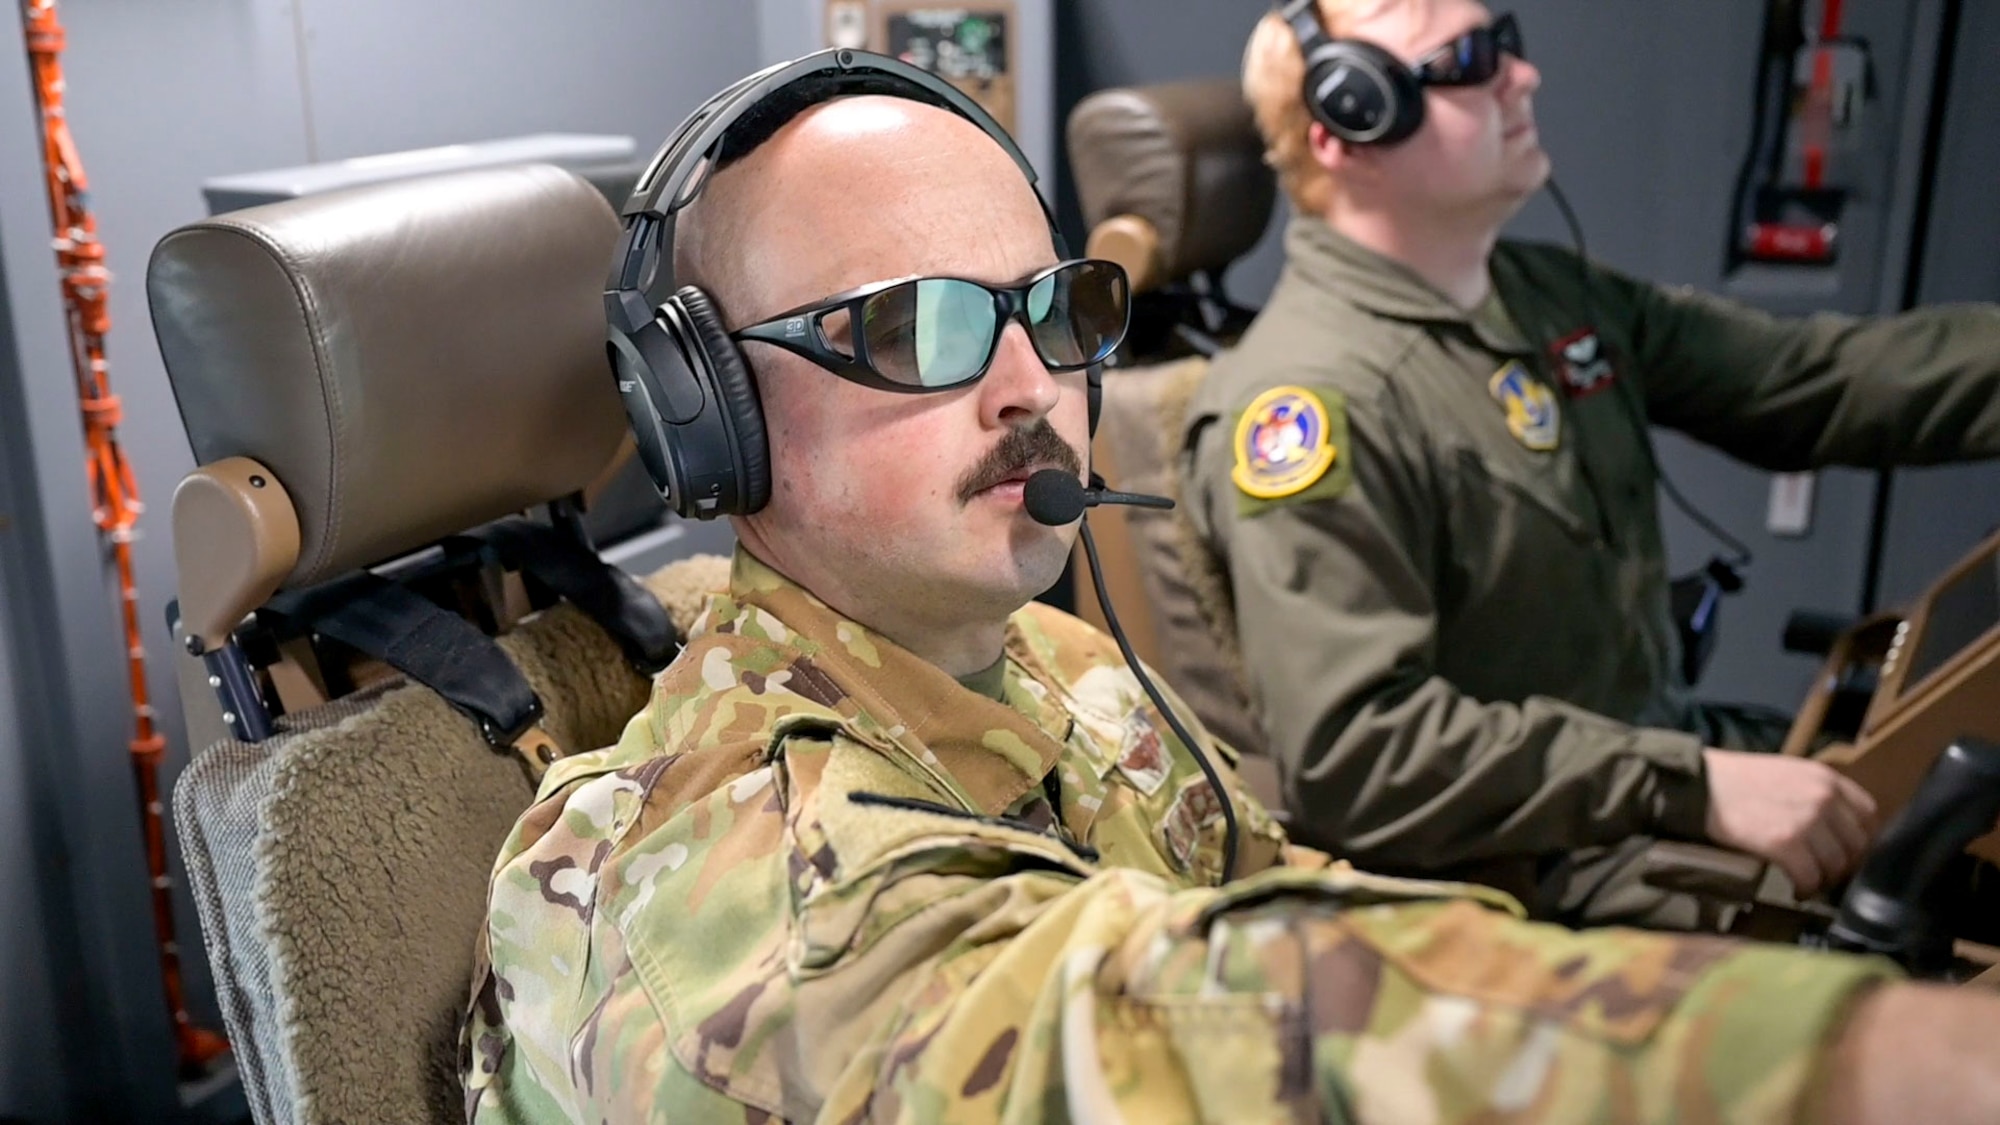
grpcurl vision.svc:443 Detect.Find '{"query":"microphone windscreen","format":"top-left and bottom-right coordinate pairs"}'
top-left (1023, 469), bottom-right (1087, 526)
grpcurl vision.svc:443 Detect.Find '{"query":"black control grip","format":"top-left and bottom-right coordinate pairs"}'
top-left (1825, 738), bottom-right (2000, 968)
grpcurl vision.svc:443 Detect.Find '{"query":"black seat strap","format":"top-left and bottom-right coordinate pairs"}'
top-left (265, 574), bottom-right (543, 748)
top-left (453, 519), bottom-right (682, 675)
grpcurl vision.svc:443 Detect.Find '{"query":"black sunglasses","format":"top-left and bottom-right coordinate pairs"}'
top-left (731, 258), bottom-right (1131, 394)
top-left (1412, 12), bottom-right (1523, 88)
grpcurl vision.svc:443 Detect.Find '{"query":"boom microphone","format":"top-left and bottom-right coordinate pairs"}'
top-left (1023, 469), bottom-right (1175, 526)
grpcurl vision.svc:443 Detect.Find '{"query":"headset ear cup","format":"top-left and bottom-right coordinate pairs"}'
top-left (1376, 54), bottom-right (1425, 145)
top-left (674, 286), bottom-right (772, 514)
top-left (1303, 40), bottom-right (1425, 146)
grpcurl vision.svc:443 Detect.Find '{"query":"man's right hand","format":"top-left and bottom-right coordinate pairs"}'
top-left (1702, 749), bottom-right (1881, 896)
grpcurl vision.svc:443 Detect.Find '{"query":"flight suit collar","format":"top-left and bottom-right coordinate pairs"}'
top-left (724, 548), bottom-right (1070, 819)
top-left (1286, 216), bottom-right (1532, 356)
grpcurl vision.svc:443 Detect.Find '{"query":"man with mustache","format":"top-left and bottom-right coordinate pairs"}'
top-left (1184, 0), bottom-right (2000, 927)
top-left (463, 55), bottom-right (2000, 1125)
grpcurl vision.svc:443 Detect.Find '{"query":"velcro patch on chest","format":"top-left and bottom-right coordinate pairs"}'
top-left (1488, 361), bottom-right (1561, 452)
top-left (1231, 384), bottom-right (1352, 515)
top-left (1159, 774), bottom-right (1226, 875)
top-left (1549, 327), bottom-right (1617, 399)
top-left (1114, 708), bottom-right (1171, 796)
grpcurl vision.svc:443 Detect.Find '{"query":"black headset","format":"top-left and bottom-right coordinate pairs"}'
top-left (605, 48), bottom-right (1093, 520)
top-left (1278, 0), bottom-right (1427, 146)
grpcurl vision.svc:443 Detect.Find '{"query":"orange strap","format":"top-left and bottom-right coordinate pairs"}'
top-left (19, 0), bottom-right (227, 1075)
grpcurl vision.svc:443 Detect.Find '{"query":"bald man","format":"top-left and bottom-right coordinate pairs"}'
top-left (462, 60), bottom-right (2000, 1125)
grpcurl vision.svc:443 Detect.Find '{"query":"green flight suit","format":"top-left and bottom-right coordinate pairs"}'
top-left (1183, 217), bottom-right (2000, 926)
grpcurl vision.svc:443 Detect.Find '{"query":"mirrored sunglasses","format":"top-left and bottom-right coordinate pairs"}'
top-left (731, 258), bottom-right (1131, 394)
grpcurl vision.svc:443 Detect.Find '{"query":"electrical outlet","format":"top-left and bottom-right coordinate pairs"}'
top-left (1767, 471), bottom-right (1816, 537)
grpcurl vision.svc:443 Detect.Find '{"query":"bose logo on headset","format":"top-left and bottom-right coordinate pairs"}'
top-left (602, 48), bottom-right (1099, 520)
top-left (1280, 0), bottom-right (1427, 146)
top-left (1281, 0), bottom-right (1528, 146)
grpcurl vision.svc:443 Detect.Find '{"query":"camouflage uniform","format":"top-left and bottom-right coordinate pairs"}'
top-left (464, 548), bottom-right (1896, 1123)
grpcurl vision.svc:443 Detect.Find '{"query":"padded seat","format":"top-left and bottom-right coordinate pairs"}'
top-left (1068, 77), bottom-right (1274, 298)
top-left (150, 163), bottom-right (728, 1124)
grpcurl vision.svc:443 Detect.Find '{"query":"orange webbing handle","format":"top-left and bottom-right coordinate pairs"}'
top-left (20, 0), bottom-right (228, 1077)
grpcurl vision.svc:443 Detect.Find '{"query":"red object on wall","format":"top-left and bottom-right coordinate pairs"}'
top-left (19, 0), bottom-right (229, 1078)
top-left (1746, 221), bottom-right (1838, 264)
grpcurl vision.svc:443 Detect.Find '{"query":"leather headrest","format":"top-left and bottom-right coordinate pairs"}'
top-left (149, 163), bottom-right (627, 590)
top-left (1067, 79), bottom-right (1275, 292)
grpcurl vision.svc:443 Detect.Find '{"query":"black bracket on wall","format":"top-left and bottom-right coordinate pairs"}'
top-left (1726, 0), bottom-right (1875, 271)
top-left (1860, 0), bottom-right (1965, 614)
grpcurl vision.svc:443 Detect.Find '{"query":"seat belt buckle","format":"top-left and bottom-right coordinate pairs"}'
top-left (476, 696), bottom-right (564, 779)
top-left (508, 725), bottom-right (566, 782)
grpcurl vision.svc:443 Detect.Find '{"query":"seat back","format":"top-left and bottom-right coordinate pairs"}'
top-left (1067, 78), bottom-right (1274, 298)
top-left (1066, 80), bottom-right (1274, 781)
top-left (150, 164), bottom-right (724, 1124)
top-left (170, 584), bottom-right (692, 1124)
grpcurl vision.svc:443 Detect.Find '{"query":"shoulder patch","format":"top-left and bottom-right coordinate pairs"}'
top-left (1488, 361), bottom-right (1561, 452)
top-left (1230, 385), bottom-right (1350, 514)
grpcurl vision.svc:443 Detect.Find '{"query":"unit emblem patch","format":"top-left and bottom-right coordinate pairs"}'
top-left (1231, 385), bottom-right (1339, 499)
top-left (1550, 327), bottom-right (1616, 398)
top-left (1489, 361), bottom-right (1561, 451)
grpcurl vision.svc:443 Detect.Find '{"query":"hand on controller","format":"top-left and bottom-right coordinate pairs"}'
top-left (1703, 749), bottom-right (1881, 896)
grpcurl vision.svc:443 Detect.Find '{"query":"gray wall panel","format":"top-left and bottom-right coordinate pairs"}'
top-left (1877, 0), bottom-right (2000, 610)
top-left (0, 248), bottom-right (77, 1125)
top-left (1503, 0), bottom-right (1936, 711)
top-left (296, 0), bottom-right (759, 162)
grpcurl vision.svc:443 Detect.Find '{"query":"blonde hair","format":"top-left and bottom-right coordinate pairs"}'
top-left (1242, 0), bottom-right (1419, 214)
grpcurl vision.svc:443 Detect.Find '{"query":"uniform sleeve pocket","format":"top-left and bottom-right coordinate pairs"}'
top-left (791, 792), bottom-right (1096, 973)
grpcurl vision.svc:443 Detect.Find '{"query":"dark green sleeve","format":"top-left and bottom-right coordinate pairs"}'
top-left (1603, 264), bottom-right (2000, 470)
top-left (1186, 387), bottom-right (1710, 872)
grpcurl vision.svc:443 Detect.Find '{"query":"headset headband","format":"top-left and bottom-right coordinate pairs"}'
top-left (607, 49), bottom-right (1047, 335)
top-left (1279, 0), bottom-right (1330, 54)
top-left (600, 48), bottom-right (1082, 523)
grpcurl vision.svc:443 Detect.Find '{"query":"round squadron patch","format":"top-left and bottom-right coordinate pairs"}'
top-left (1231, 386), bottom-right (1338, 499)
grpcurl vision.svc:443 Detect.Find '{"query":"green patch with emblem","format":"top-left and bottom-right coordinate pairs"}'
top-left (1231, 384), bottom-right (1352, 517)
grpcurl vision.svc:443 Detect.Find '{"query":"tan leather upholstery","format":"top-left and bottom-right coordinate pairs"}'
top-left (171, 457), bottom-right (302, 648)
top-left (1067, 78), bottom-right (1275, 292)
top-left (1085, 214), bottom-right (1169, 294)
top-left (149, 163), bottom-right (627, 590)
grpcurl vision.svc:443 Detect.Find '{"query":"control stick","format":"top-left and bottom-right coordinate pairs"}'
top-left (1822, 738), bottom-right (2000, 975)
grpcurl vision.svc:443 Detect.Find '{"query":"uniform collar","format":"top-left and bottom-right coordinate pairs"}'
top-left (720, 548), bottom-right (1071, 818)
top-left (1286, 216), bottom-right (1532, 355)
